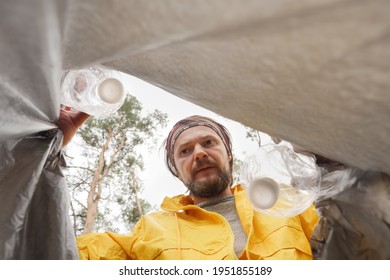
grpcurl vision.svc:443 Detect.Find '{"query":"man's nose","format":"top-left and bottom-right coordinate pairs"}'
top-left (194, 144), bottom-right (207, 161)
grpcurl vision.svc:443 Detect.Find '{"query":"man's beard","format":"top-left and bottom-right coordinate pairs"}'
top-left (184, 160), bottom-right (233, 198)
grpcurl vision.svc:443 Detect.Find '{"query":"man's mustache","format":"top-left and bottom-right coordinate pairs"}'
top-left (192, 158), bottom-right (218, 175)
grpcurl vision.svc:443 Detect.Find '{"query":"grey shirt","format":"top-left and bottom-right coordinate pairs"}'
top-left (198, 195), bottom-right (248, 257)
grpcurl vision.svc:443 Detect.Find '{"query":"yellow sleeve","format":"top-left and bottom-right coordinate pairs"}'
top-left (76, 232), bottom-right (129, 260)
top-left (298, 204), bottom-right (320, 239)
top-left (77, 219), bottom-right (144, 260)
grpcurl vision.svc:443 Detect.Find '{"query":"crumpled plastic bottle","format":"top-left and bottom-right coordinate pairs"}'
top-left (60, 65), bottom-right (126, 117)
top-left (241, 143), bottom-right (322, 218)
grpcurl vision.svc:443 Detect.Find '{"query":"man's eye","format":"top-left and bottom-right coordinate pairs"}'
top-left (205, 139), bottom-right (213, 145)
top-left (180, 149), bottom-right (189, 155)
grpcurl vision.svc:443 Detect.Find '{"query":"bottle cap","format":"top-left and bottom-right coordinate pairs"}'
top-left (97, 78), bottom-right (125, 104)
top-left (248, 177), bottom-right (279, 209)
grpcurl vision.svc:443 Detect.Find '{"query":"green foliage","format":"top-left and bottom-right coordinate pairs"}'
top-left (78, 95), bottom-right (167, 171)
top-left (121, 198), bottom-right (154, 228)
top-left (66, 94), bottom-right (168, 235)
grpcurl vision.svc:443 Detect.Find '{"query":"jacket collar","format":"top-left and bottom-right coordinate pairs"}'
top-left (160, 184), bottom-right (245, 212)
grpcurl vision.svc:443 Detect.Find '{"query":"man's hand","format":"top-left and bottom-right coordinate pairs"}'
top-left (55, 107), bottom-right (90, 147)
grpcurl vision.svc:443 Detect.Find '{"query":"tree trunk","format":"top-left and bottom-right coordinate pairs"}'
top-left (83, 132), bottom-right (112, 234)
top-left (131, 170), bottom-right (143, 217)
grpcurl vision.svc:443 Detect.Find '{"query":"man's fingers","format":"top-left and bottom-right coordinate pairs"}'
top-left (56, 109), bottom-right (90, 147)
top-left (71, 111), bottom-right (90, 129)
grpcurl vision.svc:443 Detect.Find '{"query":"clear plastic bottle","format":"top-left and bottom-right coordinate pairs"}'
top-left (241, 143), bottom-right (321, 218)
top-left (60, 65), bottom-right (126, 117)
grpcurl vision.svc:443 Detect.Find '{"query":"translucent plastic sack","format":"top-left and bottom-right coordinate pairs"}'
top-left (241, 143), bottom-right (321, 218)
top-left (241, 143), bottom-right (366, 218)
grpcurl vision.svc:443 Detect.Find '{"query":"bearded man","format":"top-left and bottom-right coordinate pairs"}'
top-left (73, 115), bottom-right (318, 260)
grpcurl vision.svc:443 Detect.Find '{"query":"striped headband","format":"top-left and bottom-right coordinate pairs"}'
top-left (164, 115), bottom-right (233, 177)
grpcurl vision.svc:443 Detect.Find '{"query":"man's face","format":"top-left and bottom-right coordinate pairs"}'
top-left (173, 126), bottom-right (232, 198)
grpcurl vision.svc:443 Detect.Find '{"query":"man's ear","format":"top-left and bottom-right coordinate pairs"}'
top-left (228, 153), bottom-right (232, 162)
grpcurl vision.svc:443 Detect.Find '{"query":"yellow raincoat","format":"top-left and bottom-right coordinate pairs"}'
top-left (77, 185), bottom-right (319, 260)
